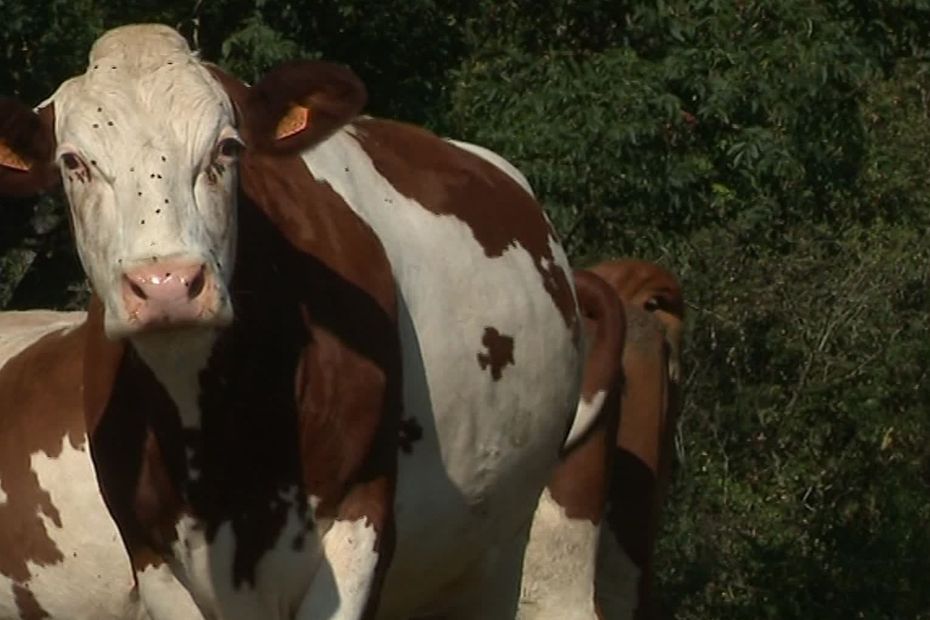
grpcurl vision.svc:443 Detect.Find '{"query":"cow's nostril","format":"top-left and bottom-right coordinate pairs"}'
top-left (128, 280), bottom-right (148, 300)
top-left (187, 267), bottom-right (206, 299)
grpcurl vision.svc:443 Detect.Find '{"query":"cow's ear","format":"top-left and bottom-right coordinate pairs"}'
top-left (0, 98), bottom-right (58, 197)
top-left (246, 60), bottom-right (367, 154)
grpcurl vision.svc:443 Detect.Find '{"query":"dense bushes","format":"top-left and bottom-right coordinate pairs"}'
top-left (2, 2), bottom-right (929, 617)
top-left (662, 223), bottom-right (930, 618)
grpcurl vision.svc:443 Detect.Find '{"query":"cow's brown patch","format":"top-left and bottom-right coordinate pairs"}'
top-left (12, 583), bottom-right (50, 619)
top-left (237, 143), bottom-right (400, 605)
top-left (350, 118), bottom-right (577, 330)
top-left (84, 305), bottom-right (182, 572)
top-left (476, 327), bottom-right (515, 381)
top-left (0, 324), bottom-right (87, 582)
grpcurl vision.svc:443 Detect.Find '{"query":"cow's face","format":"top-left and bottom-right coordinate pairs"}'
top-left (0, 24), bottom-right (366, 339)
top-left (48, 26), bottom-right (241, 338)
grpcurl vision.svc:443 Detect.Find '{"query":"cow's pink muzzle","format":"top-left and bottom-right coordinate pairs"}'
top-left (121, 260), bottom-right (220, 330)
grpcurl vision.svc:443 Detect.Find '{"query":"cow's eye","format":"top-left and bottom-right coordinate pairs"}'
top-left (216, 137), bottom-right (243, 161)
top-left (61, 153), bottom-right (82, 170)
top-left (644, 297), bottom-right (660, 311)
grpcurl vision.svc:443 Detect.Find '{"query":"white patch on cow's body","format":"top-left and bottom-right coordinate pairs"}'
top-left (132, 329), bottom-right (217, 429)
top-left (0, 433), bottom-right (145, 619)
top-left (444, 139), bottom-right (535, 197)
top-left (595, 526), bottom-right (641, 620)
top-left (303, 129), bottom-right (582, 617)
top-left (295, 518), bottom-right (378, 620)
top-left (134, 328), bottom-right (217, 487)
top-left (45, 25), bottom-right (238, 337)
top-left (159, 497), bottom-right (324, 620)
top-left (563, 389), bottom-right (607, 450)
top-left (518, 488), bottom-right (599, 620)
top-left (166, 514), bottom-right (220, 617)
top-left (137, 563), bottom-right (203, 619)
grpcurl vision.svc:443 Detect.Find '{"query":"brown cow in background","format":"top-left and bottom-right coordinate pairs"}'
top-left (590, 259), bottom-right (684, 620)
top-left (519, 259), bottom-right (684, 620)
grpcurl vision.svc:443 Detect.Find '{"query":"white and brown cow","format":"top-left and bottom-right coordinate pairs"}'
top-left (0, 24), bottom-right (623, 620)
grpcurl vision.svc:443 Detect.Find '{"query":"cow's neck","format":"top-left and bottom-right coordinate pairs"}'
top-left (130, 328), bottom-right (217, 430)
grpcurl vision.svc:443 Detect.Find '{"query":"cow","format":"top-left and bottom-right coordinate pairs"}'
top-left (518, 259), bottom-right (684, 619)
top-left (0, 310), bottom-right (148, 619)
top-left (592, 259), bottom-right (684, 620)
top-left (0, 24), bottom-right (623, 620)
top-left (518, 270), bottom-right (625, 620)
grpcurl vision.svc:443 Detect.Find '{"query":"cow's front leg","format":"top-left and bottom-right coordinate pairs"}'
top-left (297, 477), bottom-right (395, 620)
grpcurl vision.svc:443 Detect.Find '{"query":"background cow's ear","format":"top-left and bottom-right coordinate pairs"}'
top-left (0, 98), bottom-right (58, 197)
top-left (247, 60), bottom-right (367, 154)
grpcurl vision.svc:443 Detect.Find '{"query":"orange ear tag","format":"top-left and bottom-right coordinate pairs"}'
top-left (0, 140), bottom-right (32, 172)
top-left (275, 104), bottom-right (311, 140)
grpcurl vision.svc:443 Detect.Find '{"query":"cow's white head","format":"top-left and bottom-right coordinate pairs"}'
top-left (0, 24), bottom-right (365, 339)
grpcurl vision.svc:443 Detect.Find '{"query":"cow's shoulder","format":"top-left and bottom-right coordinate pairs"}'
top-left (239, 146), bottom-right (396, 322)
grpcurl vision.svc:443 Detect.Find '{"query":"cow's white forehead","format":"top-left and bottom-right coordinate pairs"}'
top-left (48, 24), bottom-right (234, 173)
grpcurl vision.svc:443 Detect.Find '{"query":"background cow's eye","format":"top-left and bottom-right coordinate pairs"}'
top-left (217, 138), bottom-right (242, 160)
top-left (61, 153), bottom-right (82, 170)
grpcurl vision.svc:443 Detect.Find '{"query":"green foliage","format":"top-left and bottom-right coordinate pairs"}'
top-left (662, 223), bottom-right (930, 618)
top-left (449, 45), bottom-right (706, 262)
top-left (2, 2), bottom-right (930, 617)
top-left (0, 0), bottom-right (104, 101)
top-left (203, 0), bottom-right (473, 124)
top-left (450, 0), bottom-right (927, 263)
top-left (219, 11), bottom-right (306, 83)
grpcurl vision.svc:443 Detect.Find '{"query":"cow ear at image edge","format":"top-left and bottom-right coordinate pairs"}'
top-left (245, 60), bottom-right (368, 155)
top-left (0, 98), bottom-right (59, 197)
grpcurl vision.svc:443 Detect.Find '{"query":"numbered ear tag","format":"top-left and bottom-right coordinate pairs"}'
top-left (275, 104), bottom-right (311, 140)
top-left (0, 140), bottom-right (31, 172)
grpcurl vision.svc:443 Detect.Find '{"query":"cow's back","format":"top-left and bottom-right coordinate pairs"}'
top-left (0, 311), bottom-right (143, 620)
top-left (300, 120), bottom-right (583, 616)
top-left (0, 311), bottom-right (84, 364)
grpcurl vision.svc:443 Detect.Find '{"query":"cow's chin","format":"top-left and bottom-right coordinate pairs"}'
top-left (103, 300), bottom-right (234, 341)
